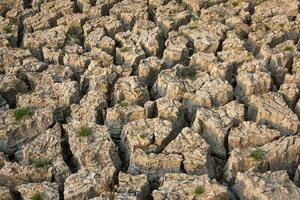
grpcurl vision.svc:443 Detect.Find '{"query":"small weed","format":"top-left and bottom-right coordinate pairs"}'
top-left (187, 73), bottom-right (197, 80)
top-left (191, 15), bottom-right (199, 21)
top-left (238, 33), bottom-right (248, 41)
top-left (189, 21), bottom-right (198, 29)
top-left (120, 47), bottom-right (130, 53)
top-left (190, 25), bottom-right (198, 29)
top-left (184, 69), bottom-right (197, 80)
top-left (120, 100), bottom-right (129, 107)
top-left (11, 167), bottom-right (17, 173)
top-left (3, 24), bottom-right (12, 34)
top-left (57, 42), bottom-right (65, 49)
top-left (78, 127), bottom-right (92, 137)
top-left (250, 149), bottom-right (264, 161)
top-left (194, 186), bottom-right (205, 195)
top-left (177, 31), bottom-right (184, 36)
top-left (232, 2), bottom-right (239, 7)
top-left (196, 164), bottom-right (203, 169)
top-left (218, 13), bottom-right (225, 18)
top-left (139, 133), bottom-right (146, 139)
top-left (30, 192), bottom-right (43, 200)
top-left (13, 107), bottom-right (34, 121)
top-left (174, 5), bottom-right (181, 12)
top-left (167, 14), bottom-right (175, 21)
top-left (33, 159), bottom-right (52, 169)
top-left (26, 87), bottom-right (34, 94)
top-left (68, 32), bottom-right (80, 44)
top-left (284, 45), bottom-right (293, 52)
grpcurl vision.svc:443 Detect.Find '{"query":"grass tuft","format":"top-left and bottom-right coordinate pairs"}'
top-left (78, 127), bottom-right (92, 137)
top-left (139, 133), bottom-right (146, 139)
top-left (232, 2), bottom-right (239, 7)
top-left (250, 149), bottom-right (264, 161)
top-left (284, 45), bottom-right (293, 52)
top-left (120, 100), bottom-right (129, 107)
top-left (3, 24), bottom-right (12, 34)
top-left (196, 164), bottom-right (203, 169)
top-left (30, 192), bottom-right (43, 200)
top-left (191, 15), bottom-right (199, 21)
top-left (13, 107), bottom-right (34, 121)
top-left (218, 12), bottom-right (225, 18)
top-left (187, 72), bottom-right (197, 80)
top-left (189, 21), bottom-right (198, 29)
top-left (194, 186), bottom-right (205, 195)
top-left (184, 69), bottom-right (197, 80)
top-left (33, 159), bottom-right (52, 169)
top-left (68, 32), bottom-right (81, 44)
top-left (120, 47), bottom-right (130, 52)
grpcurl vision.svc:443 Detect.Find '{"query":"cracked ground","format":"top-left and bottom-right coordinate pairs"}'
top-left (1, 0), bottom-right (300, 199)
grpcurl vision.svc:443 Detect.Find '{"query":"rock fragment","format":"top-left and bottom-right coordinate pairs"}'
top-left (228, 121), bottom-right (280, 151)
top-left (136, 56), bottom-right (164, 87)
top-left (110, 0), bottom-right (148, 29)
top-left (248, 92), bottom-right (299, 135)
top-left (106, 104), bottom-right (146, 139)
top-left (0, 160), bottom-right (53, 187)
top-left (17, 182), bottom-right (60, 200)
top-left (191, 107), bottom-right (233, 158)
top-left (70, 91), bottom-right (107, 124)
top-left (116, 172), bottom-right (150, 199)
top-left (234, 170), bottom-right (300, 200)
top-left (23, 25), bottom-right (68, 59)
top-left (162, 31), bottom-right (189, 67)
top-left (63, 120), bottom-right (121, 169)
top-left (234, 60), bottom-right (273, 103)
top-left (128, 149), bottom-right (183, 181)
top-left (155, 97), bottom-right (185, 128)
top-left (152, 173), bottom-right (229, 200)
top-left (14, 124), bottom-right (70, 186)
top-left (112, 76), bottom-right (150, 106)
top-left (163, 127), bottom-right (214, 177)
top-left (155, 1), bottom-right (191, 35)
top-left (64, 168), bottom-right (117, 200)
top-left (121, 118), bottom-right (175, 158)
top-left (224, 135), bottom-right (300, 182)
top-left (152, 64), bottom-right (233, 103)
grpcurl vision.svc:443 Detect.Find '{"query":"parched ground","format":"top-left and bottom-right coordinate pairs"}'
top-left (0, 0), bottom-right (300, 199)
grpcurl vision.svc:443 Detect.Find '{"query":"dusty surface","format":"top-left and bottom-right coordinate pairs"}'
top-left (0, 0), bottom-right (300, 199)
